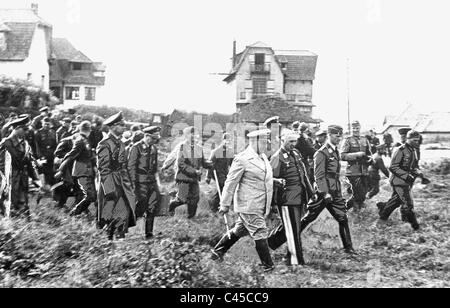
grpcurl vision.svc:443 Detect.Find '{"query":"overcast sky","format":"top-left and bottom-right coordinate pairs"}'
top-left (2, 0), bottom-right (450, 129)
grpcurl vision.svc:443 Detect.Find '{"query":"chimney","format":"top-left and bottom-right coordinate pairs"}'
top-left (232, 40), bottom-right (237, 68)
top-left (31, 3), bottom-right (39, 15)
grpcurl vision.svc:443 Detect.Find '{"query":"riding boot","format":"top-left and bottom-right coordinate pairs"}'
top-left (255, 239), bottom-right (275, 272)
top-left (339, 222), bottom-right (355, 253)
top-left (211, 232), bottom-right (240, 261)
top-left (145, 215), bottom-right (155, 239)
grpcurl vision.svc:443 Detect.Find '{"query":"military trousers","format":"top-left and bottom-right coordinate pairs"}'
top-left (347, 175), bottom-right (369, 205)
top-left (170, 181), bottom-right (200, 218)
top-left (366, 176), bottom-right (381, 199)
top-left (379, 185), bottom-right (416, 222)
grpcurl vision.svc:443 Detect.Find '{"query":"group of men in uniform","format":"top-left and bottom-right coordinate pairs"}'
top-left (0, 107), bottom-right (427, 271)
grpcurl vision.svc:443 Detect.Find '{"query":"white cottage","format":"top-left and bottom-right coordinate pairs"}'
top-left (0, 5), bottom-right (52, 90)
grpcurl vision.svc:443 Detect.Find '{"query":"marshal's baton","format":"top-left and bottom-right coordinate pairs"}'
top-left (213, 169), bottom-right (231, 239)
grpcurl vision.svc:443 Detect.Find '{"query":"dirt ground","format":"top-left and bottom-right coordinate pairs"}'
top-left (149, 150), bottom-right (450, 287)
top-left (0, 149), bottom-right (449, 288)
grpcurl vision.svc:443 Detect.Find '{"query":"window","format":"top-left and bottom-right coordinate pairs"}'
top-left (66, 87), bottom-right (80, 100)
top-left (85, 87), bottom-right (96, 101)
top-left (240, 92), bottom-right (247, 100)
top-left (252, 76), bottom-right (267, 94)
top-left (72, 62), bottom-right (82, 70)
top-left (255, 53), bottom-right (265, 65)
top-left (153, 115), bottom-right (162, 123)
top-left (281, 62), bottom-right (287, 69)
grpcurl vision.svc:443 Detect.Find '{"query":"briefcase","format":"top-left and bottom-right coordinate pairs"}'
top-left (155, 193), bottom-right (171, 217)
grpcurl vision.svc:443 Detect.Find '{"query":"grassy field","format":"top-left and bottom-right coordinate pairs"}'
top-left (0, 154), bottom-right (449, 288)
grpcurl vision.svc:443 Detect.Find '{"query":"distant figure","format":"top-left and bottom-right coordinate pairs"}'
top-left (366, 145), bottom-right (390, 199)
top-left (340, 121), bottom-right (372, 210)
top-left (383, 132), bottom-right (394, 157)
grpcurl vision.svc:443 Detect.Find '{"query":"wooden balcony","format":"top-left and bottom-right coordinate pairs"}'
top-left (250, 63), bottom-right (271, 74)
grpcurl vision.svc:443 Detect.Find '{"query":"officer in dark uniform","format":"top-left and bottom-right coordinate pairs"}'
top-left (206, 132), bottom-right (234, 212)
top-left (97, 112), bottom-right (136, 240)
top-left (35, 117), bottom-right (57, 186)
top-left (168, 126), bottom-right (212, 219)
top-left (269, 131), bottom-right (315, 265)
top-left (295, 123), bottom-right (316, 184)
top-left (128, 126), bottom-right (162, 239)
top-left (300, 125), bottom-right (355, 254)
top-left (53, 134), bottom-right (82, 208)
top-left (0, 116), bottom-right (40, 218)
top-left (313, 129), bottom-right (327, 150)
top-left (56, 121), bottom-right (97, 217)
top-left (341, 120), bottom-right (372, 210)
top-left (366, 145), bottom-right (390, 199)
top-left (377, 131), bottom-right (422, 230)
top-left (56, 118), bottom-right (72, 143)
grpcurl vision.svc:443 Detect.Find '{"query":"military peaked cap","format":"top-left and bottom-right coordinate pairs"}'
top-left (103, 112), bottom-right (124, 126)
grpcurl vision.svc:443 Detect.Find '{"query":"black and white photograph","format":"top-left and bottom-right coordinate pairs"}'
top-left (0, 0), bottom-right (449, 292)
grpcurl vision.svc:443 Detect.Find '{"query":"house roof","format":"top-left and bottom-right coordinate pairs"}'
top-left (274, 52), bottom-right (318, 81)
top-left (52, 38), bottom-right (92, 63)
top-left (0, 9), bottom-right (52, 28)
top-left (413, 112), bottom-right (450, 133)
top-left (224, 42), bottom-right (318, 82)
top-left (0, 22), bottom-right (36, 61)
top-left (237, 97), bottom-right (321, 124)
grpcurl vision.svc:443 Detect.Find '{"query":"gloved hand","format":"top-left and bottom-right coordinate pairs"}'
top-left (219, 206), bottom-right (229, 215)
top-left (406, 174), bottom-right (416, 184)
top-left (324, 193), bottom-right (333, 204)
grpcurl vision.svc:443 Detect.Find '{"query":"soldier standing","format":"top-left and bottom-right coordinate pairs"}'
top-left (97, 112), bottom-right (136, 240)
top-left (269, 132), bottom-right (315, 265)
top-left (366, 145), bottom-right (390, 199)
top-left (300, 125), bottom-right (355, 254)
top-left (313, 129), bottom-right (327, 150)
top-left (35, 117), bottom-right (57, 186)
top-left (206, 133), bottom-right (234, 212)
top-left (211, 129), bottom-right (275, 272)
top-left (0, 116), bottom-right (40, 218)
top-left (56, 121), bottom-right (97, 217)
top-left (56, 118), bottom-right (72, 143)
top-left (168, 126), bottom-right (211, 219)
top-left (377, 131), bottom-right (422, 230)
top-left (341, 120), bottom-right (372, 210)
top-left (127, 126), bottom-right (162, 239)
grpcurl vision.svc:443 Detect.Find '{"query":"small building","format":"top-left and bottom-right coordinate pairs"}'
top-left (413, 112), bottom-right (450, 143)
top-left (0, 4), bottom-right (52, 90)
top-left (49, 38), bottom-right (106, 107)
top-left (223, 41), bottom-right (318, 116)
top-left (236, 96), bottom-right (322, 128)
top-left (381, 104), bottom-right (450, 143)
